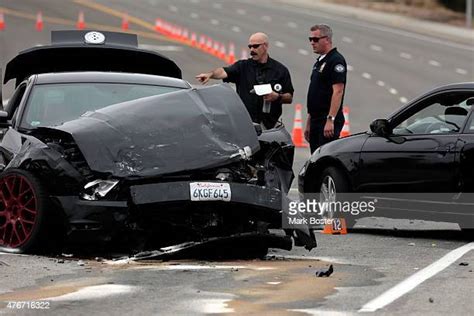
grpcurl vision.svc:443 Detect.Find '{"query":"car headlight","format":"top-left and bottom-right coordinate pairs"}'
top-left (81, 179), bottom-right (119, 201)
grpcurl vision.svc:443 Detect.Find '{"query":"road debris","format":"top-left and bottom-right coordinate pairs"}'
top-left (77, 260), bottom-right (85, 266)
top-left (315, 264), bottom-right (334, 277)
top-left (459, 262), bottom-right (469, 266)
top-left (429, 297), bottom-right (434, 303)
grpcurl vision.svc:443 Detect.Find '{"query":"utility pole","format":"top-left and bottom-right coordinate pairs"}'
top-left (468, 0), bottom-right (473, 29)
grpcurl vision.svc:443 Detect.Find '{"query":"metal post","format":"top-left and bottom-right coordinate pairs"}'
top-left (468, 0), bottom-right (473, 29)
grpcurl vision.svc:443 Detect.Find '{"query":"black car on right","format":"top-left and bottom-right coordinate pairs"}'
top-left (299, 82), bottom-right (474, 231)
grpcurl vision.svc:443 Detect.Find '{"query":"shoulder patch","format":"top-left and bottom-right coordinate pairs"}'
top-left (334, 64), bottom-right (345, 73)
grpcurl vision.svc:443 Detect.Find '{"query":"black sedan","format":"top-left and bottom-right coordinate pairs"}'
top-left (299, 82), bottom-right (474, 231)
top-left (0, 30), bottom-right (315, 255)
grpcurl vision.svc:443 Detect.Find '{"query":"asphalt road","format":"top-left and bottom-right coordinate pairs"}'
top-left (0, 0), bottom-right (473, 315)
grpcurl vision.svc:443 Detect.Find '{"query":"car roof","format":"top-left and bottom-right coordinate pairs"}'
top-left (4, 30), bottom-right (182, 85)
top-left (34, 71), bottom-right (191, 88)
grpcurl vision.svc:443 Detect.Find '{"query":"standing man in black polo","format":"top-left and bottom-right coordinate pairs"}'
top-left (196, 32), bottom-right (294, 129)
top-left (304, 24), bottom-right (347, 153)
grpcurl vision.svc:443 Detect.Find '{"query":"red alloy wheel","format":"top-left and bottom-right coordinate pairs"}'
top-left (0, 174), bottom-right (38, 248)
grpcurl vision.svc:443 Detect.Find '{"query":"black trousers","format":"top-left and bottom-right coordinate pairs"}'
top-left (309, 116), bottom-right (344, 153)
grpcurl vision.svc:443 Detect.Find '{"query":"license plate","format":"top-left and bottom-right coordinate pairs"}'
top-left (190, 182), bottom-right (231, 202)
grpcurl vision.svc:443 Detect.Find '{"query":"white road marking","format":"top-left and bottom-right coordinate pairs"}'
top-left (139, 44), bottom-right (183, 52)
top-left (342, 36), bottom-right (353, 43)
top-left (266, 282), bottom-right (282, 285)
top-left (289, 309), bottom-right (348, 316)
top-left (237, 9), bottom-right (246, 15)
top-left (370, 44), bottom-right (383, 52)
top-left (46, 284), bottom-right (137, 301)
top-left (298, 49), bottom-right (309, 55)
top-left (231, 26), bottom-right (241, 33)
top-left (199, 298), bottom-right (234, 314)
top-left (376, 80), bottom-right (385, 87)
top-left (192, 292), bottom-right (236, 314)
top-left (456, 68), bottom-right (468, 75)
top-left (359, 242), bottom-right (474, 312)
top-left (211, 19), bottom-right (219, 25)
top-left (362, 72), bottom-right (372, 79)
top-left (400, 52), bottom-right (412, 59)
top-left (287, 22), bottom-right (298, 28)
top-left (168, 5), bottom-right (178, 12)
top-left (389, 88), bottom-right (398, 95)
top-left (347, 65), bottom-right (354, 71)
top-left (190, 13), bottom-right (199, 19)
top-left (275, 41), bottom-right (286, 48)
top-left (399, 97), bottom-right (408, 103)
top-left (212, 3), bottom-right (222, 9)
top-left (429, 60), bottom-right (441, 67)
top-left (271, 254), bottom-right (351, 264)
top-left (261, 15), bottom-right (272, 22)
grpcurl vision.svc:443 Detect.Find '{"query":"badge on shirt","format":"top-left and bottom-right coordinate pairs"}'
top-left (334, 64), bottom-right (345, 73)
top-left (319, 62), bottom-right (326, 73)
top-left (274, 83), bottom-right (282, 92)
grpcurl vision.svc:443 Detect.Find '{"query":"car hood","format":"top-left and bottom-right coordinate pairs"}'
top-left (49, 84), bottom-right (260, 178)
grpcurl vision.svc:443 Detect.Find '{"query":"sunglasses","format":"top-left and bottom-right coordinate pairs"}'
top-left (248, 43), bottom-right (264, 49)
top-left (308, 36), bottom-right (328, 43)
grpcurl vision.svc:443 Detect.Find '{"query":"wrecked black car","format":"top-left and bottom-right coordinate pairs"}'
top-left (0, 30), bottom-right (315, 255)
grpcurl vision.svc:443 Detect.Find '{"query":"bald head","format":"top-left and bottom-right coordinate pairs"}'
top-left (248, 32), bottom-right (269, 63)
top-left (249, 32), bottom-right (269, 44)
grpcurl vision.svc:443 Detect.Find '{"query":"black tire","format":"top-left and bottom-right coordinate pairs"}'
top-left (0, 169), bottom-right (56, 253)
top-left (317, 167), bottom-right (349, 201)
top-left (317, 167), bottom-right (354, 226)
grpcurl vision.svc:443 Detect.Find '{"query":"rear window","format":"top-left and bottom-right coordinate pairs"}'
top-left (21, 83), bottom-right (184, 128)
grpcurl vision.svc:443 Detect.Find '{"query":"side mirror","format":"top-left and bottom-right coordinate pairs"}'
top-left (370, 119), bottom-right (392, 137)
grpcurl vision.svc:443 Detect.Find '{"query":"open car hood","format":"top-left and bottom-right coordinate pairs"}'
top-left (49, 84), bottom-right (260, 178)
top-left (4, 30), bottom-right (182, 85)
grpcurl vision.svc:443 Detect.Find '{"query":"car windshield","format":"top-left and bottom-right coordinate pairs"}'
top-left (21, 83), bottom-right (185, 128)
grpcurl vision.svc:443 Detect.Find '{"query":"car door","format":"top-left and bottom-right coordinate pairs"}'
top-left (357, 90), bottom-right (472, 192)
top-left (457, 98), bottom-right (474, 192)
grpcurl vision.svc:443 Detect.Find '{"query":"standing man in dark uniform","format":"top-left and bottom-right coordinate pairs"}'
top-left (304, 24), bottom-right (347, 153)
top-left (196, 32), bottom-right (294, 129)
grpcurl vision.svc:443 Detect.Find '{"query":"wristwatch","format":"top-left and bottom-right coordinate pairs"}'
top-left (327, 115), bottom-right (335, 121)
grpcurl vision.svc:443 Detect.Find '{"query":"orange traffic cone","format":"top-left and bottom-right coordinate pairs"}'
top-left (182, 28), bottom-right (189, 42)
top-left (0, 11), bottom-right (5, 31)
top-left (292, 104), bottom-right (309, 148)
top-left (322, 218), bottom-right (348, 235)
top-left (36, 11), bottom-right (43, 32)
top-left (191, 32), bottom-right (197, 47)
top-left (219, 42), bottom-right (226, 60)
top-left (121, 13), bottom-right (129, 31)
top-left (155, 18), bottom-right (162, 33)
top-left (340, 106), bottom-right (350, 137)
top-left (199, 35), bottom-right (206, 50)
top-left (227, 42), bottom-right (235, 64)
top-left (213, 41), bottom-right (220, 58)
top-left (206, 37), bottom-right (213, 54)
top-left (76, 11), bottom-right (86, 30)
